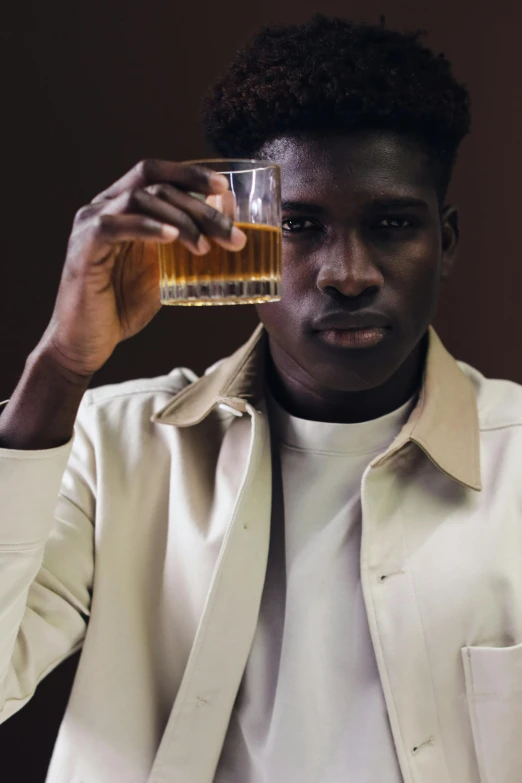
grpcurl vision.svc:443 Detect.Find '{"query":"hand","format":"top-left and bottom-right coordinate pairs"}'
top-left (37, 159), bottom-right (247, 379)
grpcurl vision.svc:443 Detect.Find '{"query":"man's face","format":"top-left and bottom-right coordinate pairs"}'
top-left (254, 130), bottom-right (459, 392)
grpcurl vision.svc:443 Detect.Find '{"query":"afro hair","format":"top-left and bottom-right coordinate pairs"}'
top-left (201, 13), bottom-right (472, 207)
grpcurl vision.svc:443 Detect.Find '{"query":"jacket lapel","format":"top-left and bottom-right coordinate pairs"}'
top-left (147, 401), bottom-right (272, 783)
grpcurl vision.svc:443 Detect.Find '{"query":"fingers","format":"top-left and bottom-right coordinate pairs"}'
top-left (82, 159), bottom-right (248, 256)
top-left (90, 159), bottom-right (229, 204)
top-left (94, 214), bottom-right (180, 243)
top-left (205, 191), bottom-right (237, 220)
top-left (143, 183), bottom-right (246, 252)
top-left (95, 186), bottom-right (246, 256)
top-left (97, 189), bottom-right (208, 255)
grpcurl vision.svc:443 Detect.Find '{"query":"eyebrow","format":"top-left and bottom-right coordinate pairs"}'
top-left (281, 197), bottom-right (429, 213)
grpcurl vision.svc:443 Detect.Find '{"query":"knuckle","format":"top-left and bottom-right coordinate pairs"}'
top-left (178, 217), bottom-right (200, 243)
top-left (147, 182), bottom-right (169, 199)
top-left (204, 204), bottom-right (232, 233)
top-left (95, 213), bottom-right (115, 234)
top-left (74, 204), bottom-right (91, 222)
top-left (189, 164), bottom-right (213, 186)
top-left (182, 219), bottom-right (200, 242)
top-left (135, 158), bottom-right (155, 181)
top-left (63, 262), bottom-right (82, 283)
top-left (121, 188), bottom-right (140, 211)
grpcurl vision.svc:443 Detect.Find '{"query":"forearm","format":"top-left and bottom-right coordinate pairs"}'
top-left (0, 345), bottom-right (93, 450)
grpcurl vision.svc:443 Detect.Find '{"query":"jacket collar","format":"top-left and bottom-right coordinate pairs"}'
top-left (152, 323), bottom-right (482, 491)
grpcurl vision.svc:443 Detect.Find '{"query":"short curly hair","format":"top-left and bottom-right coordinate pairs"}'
top-left (201, 13), bottom-right (471, 208)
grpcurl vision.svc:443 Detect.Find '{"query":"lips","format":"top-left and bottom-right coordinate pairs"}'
top-left (311, 310), bottom-right (392, 332)
top-left (317, 326), bottom-right (388, 349)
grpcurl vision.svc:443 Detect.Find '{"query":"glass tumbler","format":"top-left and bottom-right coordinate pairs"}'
top-left (158, 159), bottom-right (282, 305)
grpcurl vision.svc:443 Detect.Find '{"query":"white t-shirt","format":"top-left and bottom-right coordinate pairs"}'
top-left (215, 387), bottom-right (418, 783)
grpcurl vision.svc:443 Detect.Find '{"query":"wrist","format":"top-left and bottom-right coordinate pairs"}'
top-left (0, 344), bottom-right (92, 450)
top-left (28, 340), bottom-right (95, 390)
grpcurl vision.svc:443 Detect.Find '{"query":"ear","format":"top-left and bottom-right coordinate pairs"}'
top-left (440, 205), bottom-right (459, 280)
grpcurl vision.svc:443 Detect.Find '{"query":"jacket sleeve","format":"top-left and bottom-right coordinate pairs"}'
top-left (0, 394), bottom-right (95, 723)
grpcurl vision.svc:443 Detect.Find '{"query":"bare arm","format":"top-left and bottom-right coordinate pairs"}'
top-left (0, 346), bottom-right (92, 450)
top-left (0, 158), bottom-right (246, 452)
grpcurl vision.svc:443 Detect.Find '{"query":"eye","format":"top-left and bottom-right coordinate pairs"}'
top-left (377, 217), bottom-right (416, 230)
top-left (281, 216), bottom-right (419, 236)
top-left (281, 218), bottom-right (318, 233)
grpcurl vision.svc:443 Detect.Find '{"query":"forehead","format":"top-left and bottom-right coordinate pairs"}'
top-left (260, 131), bottom-right (433, 198)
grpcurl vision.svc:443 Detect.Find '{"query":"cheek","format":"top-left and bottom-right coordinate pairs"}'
top-left (395, 256), bottom-right (441, 328)
top-left (281, 248), bottom-right (312, 292)
top-left (257, 297), bottom-right (299, 337)
top-left (255, 261), bottom-right (307, 344)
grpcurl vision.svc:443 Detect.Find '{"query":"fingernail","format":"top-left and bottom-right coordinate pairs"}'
top-left (161, 225), bottom-right (180, 240)
top-left (231, 226), bottom-right (247, 248)
top-left (197, 235), bottom-right (211, 254)
top-left (210, 173), bottom-right (229, 190)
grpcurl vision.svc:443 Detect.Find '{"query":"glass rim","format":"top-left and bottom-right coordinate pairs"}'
top-left (182, 157), bottom-right (279, 173)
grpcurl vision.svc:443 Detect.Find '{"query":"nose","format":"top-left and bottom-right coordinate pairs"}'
top-left (316, 236), bottom-right (384, 298)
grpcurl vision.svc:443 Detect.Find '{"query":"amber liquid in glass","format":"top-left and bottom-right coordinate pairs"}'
top-left (158, 222), bottom-right (282, 305)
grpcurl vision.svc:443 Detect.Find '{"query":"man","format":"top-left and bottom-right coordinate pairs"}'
top-left (0, 12), bottom-right (520, 783)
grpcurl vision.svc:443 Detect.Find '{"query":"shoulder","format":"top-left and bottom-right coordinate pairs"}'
top-left (87, 367), bottom-right (197, 405)
top-left (457, 360), bottom-right (522, 432)
top-left (74, 352), bottom-right (231, 432)
top-left (76, 367), bottom-right (198, 429)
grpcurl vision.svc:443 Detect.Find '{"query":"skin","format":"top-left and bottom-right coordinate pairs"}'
top-left (0, 160), bottom-right (248, 449)
top-left (0, 137), bottom-right (458, 449)
top-left (253, 130), bottom-right (460, 423)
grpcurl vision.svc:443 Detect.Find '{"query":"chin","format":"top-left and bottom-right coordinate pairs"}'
top-left (309, 365), bottom-right (393, 393)
top-left (300, 340), bottom-right (397, 393)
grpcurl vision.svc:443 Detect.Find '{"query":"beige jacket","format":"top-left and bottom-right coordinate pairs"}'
top-left (0, 323), bottom-right (521, 783)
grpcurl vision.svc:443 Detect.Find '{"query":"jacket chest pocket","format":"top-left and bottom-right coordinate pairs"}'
top-left (461, 641), bottom-right (522, 783)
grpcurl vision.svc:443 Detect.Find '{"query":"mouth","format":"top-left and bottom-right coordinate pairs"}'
top-left (315, 326), bottom-right (390, 349)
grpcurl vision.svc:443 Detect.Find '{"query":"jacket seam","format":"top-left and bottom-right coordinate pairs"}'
top-left (362, 469), bottom-right (412, 783)
top-left (85, 385), bottom-right (187, 407)
top-left (478, 421), bottom-right (522, 432)
top-left (0, 447), bottom-right (71, 460)
top-left (465, 648), bottom-right (490, 783)
top-left (400, 499), bottom-right (454, 782)
top-left (0, 539), bottom-right (46, 553)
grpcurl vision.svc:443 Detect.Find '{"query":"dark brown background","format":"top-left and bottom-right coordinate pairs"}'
top-left (1, 0), bottom-right (521, 779)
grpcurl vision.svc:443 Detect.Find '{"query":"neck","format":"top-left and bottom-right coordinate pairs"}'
top-left (265, 334), bottom-right (427, 424)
